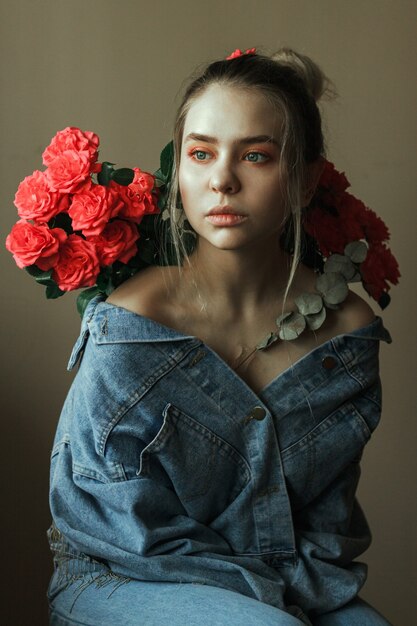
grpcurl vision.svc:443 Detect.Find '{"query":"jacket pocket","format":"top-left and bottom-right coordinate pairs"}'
top-left (136, 403), bottom-right (251, 524)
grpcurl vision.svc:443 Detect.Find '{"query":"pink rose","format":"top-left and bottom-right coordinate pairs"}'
top-left (45, 150), bottom-right (93, 193)
top-left (14, 170), bottom-right (70, 223)
top-left (52, 234), bottom-right (100, 291)
top-left (116, 183), bottom-right (159, 223)
top-left (87, 220), bottom-right (139, 266)
top-left (130, 168), bottom-right (155, 194)
top-left (42, 127), bottom-right (99, 167)
top-left (5, 220), bottom-right (67, 270)
top-left (68, 183), bottom-right (123, 236)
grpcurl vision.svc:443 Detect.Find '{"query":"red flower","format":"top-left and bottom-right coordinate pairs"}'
top-left (361, 207), bottom-right (390, 243)
top-left (130, 168), bottom-right (155, 194)
top-left (115, 180), bottom-right (159, 223)
top-left (43, 127), bottom-right (99, 167)
top-left (318, 160), bottom-right (350, 193)
top-left (5, 220), bottom-right (67, 270)
top-left (361, 243), bottom-right (400, 300)
top-left (14, 170), bottom-right (70, 223)
top-left (303, 206), bottom-right (348, 256)
top-left (52, 234), bottom-right (100, 291)
top-left (226, 47), bottom-right (257, 60)
top-left (68, 183), bottom-right (123, 237)
top-left (45, 150), bottom-right (93, 193)
top-left (87, 220), bottom-right (139, 266)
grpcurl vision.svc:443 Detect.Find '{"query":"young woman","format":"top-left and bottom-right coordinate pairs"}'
top-left (47, 49), bottom-right (393, 625)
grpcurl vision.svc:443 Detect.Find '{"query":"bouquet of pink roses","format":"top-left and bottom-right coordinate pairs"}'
top-left (6, 127), bottom-right (166, 313)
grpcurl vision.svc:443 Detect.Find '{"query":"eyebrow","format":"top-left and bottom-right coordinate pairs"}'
top-left (184, 132), bottom-right (279, 146)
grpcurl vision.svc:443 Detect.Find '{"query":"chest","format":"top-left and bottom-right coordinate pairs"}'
top-left (184, 324), bottom-right (333, 396)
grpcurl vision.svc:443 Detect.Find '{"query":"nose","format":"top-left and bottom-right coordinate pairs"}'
top-left (209, 157), bottom-right (241, 195)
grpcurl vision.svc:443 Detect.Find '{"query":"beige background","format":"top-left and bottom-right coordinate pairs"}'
top-left (1, 1), bottom-right (416, 624)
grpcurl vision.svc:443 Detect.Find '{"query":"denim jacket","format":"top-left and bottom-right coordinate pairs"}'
top-left (49, 295), bottom-right (391, 617)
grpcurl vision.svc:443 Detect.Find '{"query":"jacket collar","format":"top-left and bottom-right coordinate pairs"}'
top-left (84, 294), bottom-right (391, 346)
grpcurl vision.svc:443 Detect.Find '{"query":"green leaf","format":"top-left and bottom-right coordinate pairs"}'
top-left (25, 265), bottom-right (51, 279)
top-left (76, 286), bottom-right (101, 318)
top-left (345, 240), bottom-right (368, 264)
top-left (276, 310), bottom-right (293, 326)
top-left (305, 307), bottom-right (327, 331)
top-left (324, 254), bottom-right (356, 280)
top-left (45, 283), bottom-right (65, 299)
top-left (278, 312), bottom-right (306, 340)
top-left (48, 212), bottom-right (73, 233)
top-left (96, 270), bottom-right (112, 293)
top-left (97, 161), bottom-right (115, 186)
top-left (138, 238), bottom-right (157, 265)
top-left (378, 291), bottom-right (391, 310)
top-left (256, 332), bottom-right (279, 350)
top-left (160, 141), bottom-right (174, 178)
top-left (316, 271), bottom-right (349, 305)
top-left (111, 168), bottom-right (134, 186)
top-left (295, 292), bottom-right (323, 315)
top-left (25, 266), bottom-right (57, 287)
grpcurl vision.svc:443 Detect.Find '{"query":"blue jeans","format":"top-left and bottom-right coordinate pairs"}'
top-left (48, 568), bottom-right (392, 626)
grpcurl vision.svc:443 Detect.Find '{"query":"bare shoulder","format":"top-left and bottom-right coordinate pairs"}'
top-left (106, 266), bottom-right (180, 323)
top-left (331, 289), bottom-right (376, 336)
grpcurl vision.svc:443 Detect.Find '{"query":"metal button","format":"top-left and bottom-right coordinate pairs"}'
top-left (245, 406), bottom-right (267, 422)
top-left (189, 349), bottom-right (206, 367)
top-left (322, 356), bottom-right (337, 370)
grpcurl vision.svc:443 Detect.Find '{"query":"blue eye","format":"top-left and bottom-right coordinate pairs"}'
top-left (192, 150), bottom-right (211, 161)
top-left (244, 152), bottom-right (269, 163)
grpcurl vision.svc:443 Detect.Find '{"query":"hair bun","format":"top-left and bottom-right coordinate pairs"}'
top-left (271, 48), bottom-right (336, 102)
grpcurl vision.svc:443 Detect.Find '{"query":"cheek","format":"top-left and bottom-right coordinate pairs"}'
top-left (178, 166), bottom-right (199, 209)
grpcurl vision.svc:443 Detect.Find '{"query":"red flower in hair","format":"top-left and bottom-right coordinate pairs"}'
top-left (226, 47), bottom-right (257, 60)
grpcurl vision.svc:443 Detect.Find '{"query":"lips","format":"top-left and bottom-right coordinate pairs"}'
top-left (207, 206), bottom-right (245, 216)
top-left (205, 205), bottom-right (248, 226)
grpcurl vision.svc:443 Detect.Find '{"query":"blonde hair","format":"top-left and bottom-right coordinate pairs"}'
top-left (162, 48), bottom-right (333, 308)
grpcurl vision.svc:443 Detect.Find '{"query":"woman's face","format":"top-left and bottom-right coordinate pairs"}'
top-left (178, 83), bottom-right (288, 252)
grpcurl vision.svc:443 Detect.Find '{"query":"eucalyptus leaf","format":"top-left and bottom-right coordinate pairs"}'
top-left (305, 306), bottom-right (326, 331)
top-left (257, 332), bottom-right (279, 350)
top-left (324, 254), bottom-right (356, 280)
top-left (345, 240), bottom-right (368, 264)
top-left (350, 271), bottom-right (362, 283)
top-left (276, 310), bottom-right (293, 326)
top-left (316, 272), bottom-right (349, 305)
top-left (111, 168), bottom-right (134, 186)
top-left (76, 287), bottom-right (101, 318)
top-left (295, 292), bottom-right (323, 315)
top-left (278, 312), bottom-right (306, 340)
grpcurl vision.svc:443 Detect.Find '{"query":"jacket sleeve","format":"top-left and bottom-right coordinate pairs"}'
top-left (283, 457), bottom-right (371, 616)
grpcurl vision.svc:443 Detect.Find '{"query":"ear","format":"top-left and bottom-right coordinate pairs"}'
top-left (301, 157), bottom-right (325, 207)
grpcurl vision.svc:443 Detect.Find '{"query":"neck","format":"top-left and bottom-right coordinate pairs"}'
top-left (182, 235), bottom-right (293, 322)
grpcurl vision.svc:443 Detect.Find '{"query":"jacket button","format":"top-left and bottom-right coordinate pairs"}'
top-left (322, 356), bottom-right (337, 370)
top-left (246, 406), bottom-right (267, 421)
